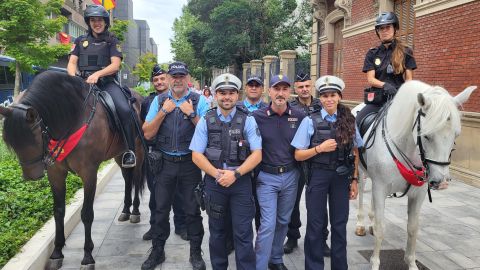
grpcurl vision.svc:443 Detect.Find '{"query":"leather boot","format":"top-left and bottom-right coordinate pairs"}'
top-left (141, 245), bottom-right (165, 270)
top-left (189, 242), bottom-right (206, 270)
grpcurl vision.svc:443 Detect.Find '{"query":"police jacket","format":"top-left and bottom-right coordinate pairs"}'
top-left (205, 106), bottom-right (250, 168)
top-left (309, 111), bottom-right (353, 170)
top-left (290, 96), bottom-right (321, 115)
top-left (236, 100), bottom-right (268, 112)
top-left (362, 40), bottom-right (417, 89)
top-left (71, 33), bottom-right (122, 76)
top-left (154, 92), bottom-right (200, 153)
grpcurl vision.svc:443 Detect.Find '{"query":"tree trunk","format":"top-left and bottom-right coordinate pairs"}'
top-left (14, 61), bottom-right (21, 97)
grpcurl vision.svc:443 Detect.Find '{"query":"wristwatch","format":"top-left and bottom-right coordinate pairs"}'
top-left (234, 169), bottom-right (242, 179)
top-left (188, 111), bottom-right (197, 119)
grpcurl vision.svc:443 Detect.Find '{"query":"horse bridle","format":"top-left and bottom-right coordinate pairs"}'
top-left (9, 103), bottom-right (53, 168)
top-left (9, 85), bottom-right (99, 168)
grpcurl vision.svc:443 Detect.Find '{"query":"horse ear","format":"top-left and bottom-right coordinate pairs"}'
top-left (417, 93), bottom-right (430, 109)
top-left (453, 86), bottom-right (476, 108)
top-left (0, 106), bottom-right (13, 118)
top-left (25, 107), bottom-right (38, 123)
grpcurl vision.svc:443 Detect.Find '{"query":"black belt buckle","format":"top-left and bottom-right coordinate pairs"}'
top-left (173, 156), bottom-right (182, 162)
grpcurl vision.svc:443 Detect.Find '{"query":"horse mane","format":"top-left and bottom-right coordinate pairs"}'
top-left (7, 71), bottom-right (88, 141)
top-left (388, 80), bottom-right (461, 140)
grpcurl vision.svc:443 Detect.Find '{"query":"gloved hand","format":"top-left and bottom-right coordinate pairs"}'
top-left (383, 82), bottom-right (398, 96)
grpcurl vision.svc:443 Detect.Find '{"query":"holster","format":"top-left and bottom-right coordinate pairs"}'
top-left (301, 161), bottom-right (312, 186)
top-left (147, 150), bottom-right (163, 177)
top-left (194, 176), bottom-right (206, 211)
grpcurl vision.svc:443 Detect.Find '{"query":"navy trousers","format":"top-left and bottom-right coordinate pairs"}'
top-left (305, 169), bottom-right (350, 270)
top-left (205, 174), bottom-right (255, 270)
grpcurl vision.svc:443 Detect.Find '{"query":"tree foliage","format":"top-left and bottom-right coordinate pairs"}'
top-left (110, 18), bottom-right (130, 43)
top-left (132, 52), bottom-right (158, 83)
top-left (0, 0), bottom-right (70, 95)
top-left (171, 0), bottom-right (312, 76)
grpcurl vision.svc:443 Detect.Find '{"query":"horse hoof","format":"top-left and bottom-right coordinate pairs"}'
top-left (355, 226), bottom-right (366, 236)
top-left (118, 213), bottom-right (130, 222)
top-left (369, 226), bottom-right (374, 236)
top-left (45, 258), bottom-right (63, 270)
top-left (130, 214), bottom-right (140, 223)
top-left (80, 263), bottom-right (95, 270)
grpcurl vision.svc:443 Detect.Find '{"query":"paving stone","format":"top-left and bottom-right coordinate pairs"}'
top-left (439, 250), bottom-right (480, 269)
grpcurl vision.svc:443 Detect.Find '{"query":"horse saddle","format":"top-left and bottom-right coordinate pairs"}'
top-left (98, 91), bottom-right (122, 133)
top-left (358, 112), bottom-right (377, 137)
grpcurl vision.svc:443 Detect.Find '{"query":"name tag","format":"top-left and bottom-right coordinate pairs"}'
top-left (288, 118), bottom-right (298, 122)
top-left (229, 129), bottom-right (241, 135)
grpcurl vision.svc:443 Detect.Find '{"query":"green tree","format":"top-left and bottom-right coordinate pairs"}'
top-left (0, 0), bottom-right (70, 96)
top-left (132, 52), bottom-right (157, 83)
top-left (110, 18), bottom-right (130, 43)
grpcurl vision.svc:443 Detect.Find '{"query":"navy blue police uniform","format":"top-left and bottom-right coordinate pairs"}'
top-left (287, 96), bottom-right (329, 254)
top-left (356, 40), bottom-right (417, 127)
top-left (71, 33), bottom-right (137, 165)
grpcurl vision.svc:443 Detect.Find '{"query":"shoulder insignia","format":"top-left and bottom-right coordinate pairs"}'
top-left (116, 44), bottom-right (122, 52)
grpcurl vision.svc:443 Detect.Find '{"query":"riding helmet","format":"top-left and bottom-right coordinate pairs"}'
top-left (375, 12), bottom-right (399, 30)
top-left (84, 5), bottom-right (110, 29)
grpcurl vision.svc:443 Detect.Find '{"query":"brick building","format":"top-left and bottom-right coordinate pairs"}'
top-left (310, 0), bottom-right (480, 185)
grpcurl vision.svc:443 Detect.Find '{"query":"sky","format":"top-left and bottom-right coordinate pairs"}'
top-left (132, 0), bottom-right (188, 63)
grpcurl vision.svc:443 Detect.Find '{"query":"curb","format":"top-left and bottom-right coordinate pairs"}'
top-left (2, 162), bottom-right (120, 270)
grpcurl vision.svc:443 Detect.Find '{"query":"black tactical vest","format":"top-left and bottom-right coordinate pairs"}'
top-left (309, 112), bottom-right (353, 169)
top-left (78, 35), bottom-right (111, 72)
top-left (205, 106), bottom-right (249, 168)
top-left (290, 97), bottom-right (321, 115)
top-left (154, 92), bottom-right (200, 153)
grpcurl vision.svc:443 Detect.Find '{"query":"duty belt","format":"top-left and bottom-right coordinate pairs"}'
top-left (162, 153), bottom-right (192, 163)
top-left (260, 162), bottom-right (296, 175)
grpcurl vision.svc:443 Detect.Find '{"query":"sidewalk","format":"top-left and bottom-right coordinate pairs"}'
top-left (59, 169), bottom-right (480, 270)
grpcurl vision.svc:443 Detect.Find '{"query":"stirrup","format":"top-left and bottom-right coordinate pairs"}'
top-left (122, 150), bottom-right (136, 168)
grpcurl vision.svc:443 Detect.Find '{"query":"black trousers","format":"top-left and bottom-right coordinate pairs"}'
top-left (287, 169), bottom-right (329, 241)
top-left (102, 81), bottom-right (136, 152)
top-left (146, 156), bottom-right (186, 231)
top-left (152, 158), bottom-right (204, 246)
top-left (205, 174), bottom-right (255, 270)
top-left (355, 103), bottom-right (383, 129)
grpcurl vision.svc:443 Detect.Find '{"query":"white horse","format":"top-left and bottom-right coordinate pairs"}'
top-left (353, 80), bottom-right (476, 270)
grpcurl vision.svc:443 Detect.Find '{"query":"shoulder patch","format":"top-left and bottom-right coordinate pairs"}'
top-left (116, 44), bottom-right (122, 52)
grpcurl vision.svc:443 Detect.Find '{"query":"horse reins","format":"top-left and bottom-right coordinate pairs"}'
top-left (382, 107), bottom-right (452, 202)
top-left (11, 85), bottom-right (99, 168)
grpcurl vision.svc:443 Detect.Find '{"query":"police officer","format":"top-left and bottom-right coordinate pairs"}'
top-left (141, 61), bottom-right (210, 270)
top-left (291, 75), bottom-right (361, 270)
top-left (237, 75), bottom-right (268, 112)
top-left (67, 4), bottom-right (136, 167)
top-left (356, 12), bottom-right (417, 129)
top-left (190, 73), bottom-right (262, 270)
top-left (284, 72), bottom-right (330, 256)
top-left (290, 72), bottom-right (321, 114)
top-left (253, 74), bottom-right (305, 270)
top-left (140, 64), bottom-right (187, 241)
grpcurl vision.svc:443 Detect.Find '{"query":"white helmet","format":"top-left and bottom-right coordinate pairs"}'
top-left (315, 75), bottom-right (345, 95)
top-left (211, 73), bottom-right (242, 93)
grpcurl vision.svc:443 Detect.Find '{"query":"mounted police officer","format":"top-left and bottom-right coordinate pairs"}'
top-left (284, 72), bottom-right (330, 257)
top-left (190, 73), bottom-right (262, 270)
top-left (291, 75), bottom-right (361, 270)
top-left (356, 12), bottom-right (417, 132)
top-left (253, 74), bottom-right (306, 270)
top-left (140, 64), bottom-right (187, 241)
top-left (141, 61), bottom-right (210, 270)
top-left (67, 4), bottom-right (136, 167)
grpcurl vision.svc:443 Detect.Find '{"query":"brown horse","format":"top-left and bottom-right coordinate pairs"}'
top-left (0, 71), bottom-right (146, 269)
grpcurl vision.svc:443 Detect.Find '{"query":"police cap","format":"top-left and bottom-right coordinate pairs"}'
top-left (211, 73), bottom-right (242, 93)
top-left (315, 75), bottom-right (345, 96)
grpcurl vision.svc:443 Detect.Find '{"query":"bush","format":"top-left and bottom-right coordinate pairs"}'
top-left (0, 144), bottom-right (83, 267)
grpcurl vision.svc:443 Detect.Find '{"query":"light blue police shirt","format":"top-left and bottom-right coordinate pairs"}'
top-left (291, 108), bottom-right (364, 149)
top-left (243, 99), bottom-right (264, 112)
top-left (189, 107), bottom-right (262, 169)
top-left (145, 89), bottom-right (209, 123)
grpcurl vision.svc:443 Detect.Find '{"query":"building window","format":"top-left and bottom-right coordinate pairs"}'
top-left (63, 20), bottom-right (85, 40)
top-left (333, 19), bottom-right (344, 78)
top-left (394, 0), bottom-right (415, 47)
